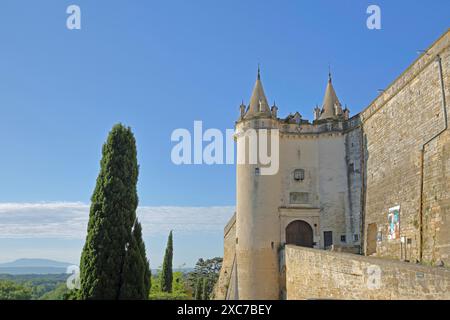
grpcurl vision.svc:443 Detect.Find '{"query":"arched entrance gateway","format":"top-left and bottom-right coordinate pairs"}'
top-left (286, 220), bottom-right (314, 248)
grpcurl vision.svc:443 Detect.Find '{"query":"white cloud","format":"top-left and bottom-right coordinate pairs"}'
top-left (0, 202), bottom-right (234, 239)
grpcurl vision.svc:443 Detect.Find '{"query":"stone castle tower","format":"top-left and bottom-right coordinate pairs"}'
top-left (215, 29), bottom-right (450, 301)
top-left (227, 67), bottom-right (362, 300)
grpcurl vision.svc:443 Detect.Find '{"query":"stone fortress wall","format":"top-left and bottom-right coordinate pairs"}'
top-left (360, 29), bottom-right (450, 266)
top-left (285, 245), bottom-right (450, 300)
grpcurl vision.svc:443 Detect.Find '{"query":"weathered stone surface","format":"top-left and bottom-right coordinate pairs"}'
top-left (286, 245), bottom-right (450, 300)
top-left (213, 213), bottom-right (236, 300)
top-left (361, 29), bottom-right (450, 266)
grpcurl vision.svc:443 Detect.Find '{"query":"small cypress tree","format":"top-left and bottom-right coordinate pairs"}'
top-left (194, 278), bottom-right (202, 300)
top-left (202, 277), bottom-right (209, 300)
top-left (160, 230), bottom-right (173, 293)
top-left (79, 124), bottom-right (150, 299)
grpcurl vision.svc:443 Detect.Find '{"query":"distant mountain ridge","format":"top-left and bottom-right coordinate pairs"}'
top-left (0, 258), bottom-right (73, 275)
top-left (0, 259), bottom-right (195, 275)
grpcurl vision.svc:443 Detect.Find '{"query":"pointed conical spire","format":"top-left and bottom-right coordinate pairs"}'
top-left (244, 65), bottom-right (271, 119)
top-left (319, 71), bottom-right (341, 120)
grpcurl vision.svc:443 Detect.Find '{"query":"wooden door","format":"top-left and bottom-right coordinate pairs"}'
top-left (286, 220), bottom-right (314, 248)
top-left (324, 231), bottom-right (333, 248)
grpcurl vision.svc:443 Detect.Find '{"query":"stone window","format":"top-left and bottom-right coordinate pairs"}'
top-left (340, 235), bottom-right (346, 243)
top-left (293, 169), bottom-right (305, 181)
top-left (348, 163), bottom-right (354, 173)
top-left (255, 168), bottom-right (260, 176)
top-left (354, 234), bottom-right (359, 242)
top-left (289, 192), bottom-right (309, 204)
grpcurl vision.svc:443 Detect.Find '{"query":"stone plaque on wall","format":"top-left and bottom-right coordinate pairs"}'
top-left (290, 192), bottom-right (309, 204)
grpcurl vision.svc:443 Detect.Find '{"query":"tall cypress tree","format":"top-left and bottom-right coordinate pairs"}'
top-left (160, 230), bottom-right (173, 293)
top-left (202, 277), bottom-right (209, 300)
top-left (79, 124), bottom-right (150, 300)
top-left (118, 222), bottom-right (151, 299)
top-left (194, 278), bottom-right (202, 300)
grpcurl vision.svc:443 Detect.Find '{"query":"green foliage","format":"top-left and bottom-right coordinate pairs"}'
top-left (118, 222), bottom-right (152, 299)
top-left (0, 274), bottom-right (67, 300)
top-left (188, 257), bottom-right (222, 300)
top-left (79, 124), bottom-right (150, 300)
top-left (202, 277), bottom-right (209, 300)
top-left (0, 280), bottom-right (32, 300)
top-left (160, 230), bottom-right (173, 293)
top-left (149, 271), bottom-right (190, 300)
top-left (63, 289), bottom-right (80, 300)
top-left (194, 278), bottom-right (202, 300)
top-left (40, 283), bottom-right (69, 300)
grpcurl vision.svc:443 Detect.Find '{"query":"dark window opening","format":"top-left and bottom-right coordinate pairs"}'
top-left (324, 231), bottom-right (333, 248)
top-left (293, 169), bottom-right (305, 181)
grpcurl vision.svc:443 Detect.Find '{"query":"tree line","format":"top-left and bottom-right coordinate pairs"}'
top-left (63, 124), bottom-right (221, 300)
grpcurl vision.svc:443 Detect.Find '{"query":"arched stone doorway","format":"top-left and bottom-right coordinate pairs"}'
top-left (286, 220), bottom-right (314, 248)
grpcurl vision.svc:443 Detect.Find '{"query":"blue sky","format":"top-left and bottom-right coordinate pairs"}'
top-left (0, 0), bottom-right (448, 267)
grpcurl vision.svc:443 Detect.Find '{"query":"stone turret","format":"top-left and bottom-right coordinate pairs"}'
top-left (243, 66), bottom-right (272, 119)
top-left (314, 105), bottom-right (321, 120)
top-left (343, 106), bottom-right (350, 120)
top-left (235, 67), bottom-right (281, 299)
top-left (318, 73), bottom-right (343, 120)
top-left (239, 101), bottom-right (246, 120)
top-left (271, 102), bottom-right (278, 118)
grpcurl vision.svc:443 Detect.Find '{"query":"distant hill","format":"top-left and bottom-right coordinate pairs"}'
top-left (0, 259), bottom-right (195, 275)
top-left (0, 259), bottom-right (73, 275)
